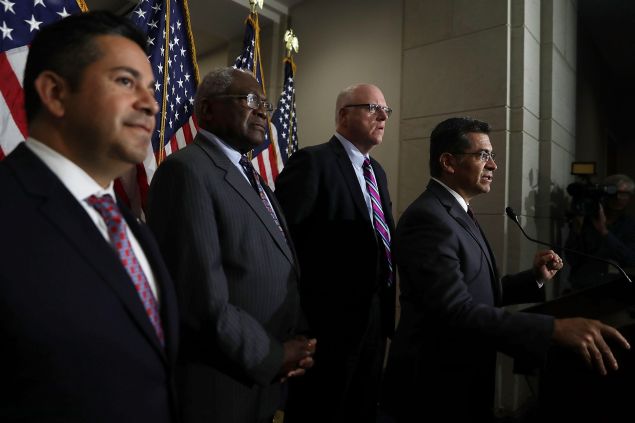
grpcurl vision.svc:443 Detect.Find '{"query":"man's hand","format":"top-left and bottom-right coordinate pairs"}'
top-left (532, 249), bottom-right (563, 282)
top-left (553, 317), bottom-right (630, 375)
top-left (279, 336), bottom-right (317, 382)
top-left (592, 203), bottom-right (609, 236)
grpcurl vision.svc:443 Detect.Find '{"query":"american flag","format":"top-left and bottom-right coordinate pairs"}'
top-left (120, 0), bottom-right (199, 216)
top-left (270, 56), bottom-right (298, 166)
top-left (233, 12), bottom-right (285, 189)
top-left (0, 0), bottom-right (87, 160)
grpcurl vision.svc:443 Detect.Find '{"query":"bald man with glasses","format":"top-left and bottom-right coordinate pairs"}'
top-left (381, 116), bottom-right (630, 422)
top-left (275, 83), bottom-right (396, 422)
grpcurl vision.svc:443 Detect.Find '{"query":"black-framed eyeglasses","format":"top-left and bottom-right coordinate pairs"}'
top-left (342, 103), bottom-right (392, 118)
top-left (213, 93), bottom-right (274, 112)
top-left (452, 150), bottom-right (496, 162)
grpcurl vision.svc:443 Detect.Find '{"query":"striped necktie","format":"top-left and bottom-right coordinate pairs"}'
top-left (239, 155), bottom-right (286, 237)
top-left (363, 158), bottom-right (393, 287)
top-left (87, 194), bottom-right (165, 347)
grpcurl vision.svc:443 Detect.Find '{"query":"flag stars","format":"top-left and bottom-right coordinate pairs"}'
top-left (34, 0), bottom-right (45, 7)
top-left (177, 78), bottom-right (184, 88)
top-left (176, 20), bottom-right (182, 30)
top-left (24, 15), bottom-right (42, 31)
top-left (147, 36), bottom-right (155, 46)
top-left (0, 21), bottom-right (13, 39)
top-left (184, 73), bottom-right (190, 82)
top-left (157, 63), bottom-right (163, 74)
top-left (134, 8), bottom-right (146, 19)
top-left (155, 81), bottom-right (161, 92)
top-left (0, 0), bottom-right (15, 14)
top-left (148, 19), bottom-right (158, 29)
top-left (180, 47), bottom-right (186, 57)
top-left (57, 7), bottom-right (70, 18)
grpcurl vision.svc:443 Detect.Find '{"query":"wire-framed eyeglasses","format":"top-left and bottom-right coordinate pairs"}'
top-left (342, 103), bottom-right (392, 118)
top-left (452, 150), bottom-right (496, 162)
top-left (214, 93), bottom-right (274, 112)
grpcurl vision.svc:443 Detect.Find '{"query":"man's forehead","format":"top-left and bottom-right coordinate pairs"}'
top-left (230, 72), bottom-right (262, 94)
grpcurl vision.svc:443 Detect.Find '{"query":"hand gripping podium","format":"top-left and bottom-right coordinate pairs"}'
top-left (519, 277), bottom-right (635, 421)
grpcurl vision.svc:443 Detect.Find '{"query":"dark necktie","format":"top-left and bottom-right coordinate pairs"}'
top-left (362, 158), bottom-right (393, 287)
top-left (239, 155), bottom-right (285, 237)
top-left (467, 205), bottom-right (479, 226)
top-left (87, 194), bottom-right (165, 347)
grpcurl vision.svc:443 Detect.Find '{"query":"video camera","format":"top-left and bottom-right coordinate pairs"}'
top-left (567, 162), bottom-right (617, 218)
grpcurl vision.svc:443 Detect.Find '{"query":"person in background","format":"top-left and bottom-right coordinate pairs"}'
top-left (381, 116), bottom-right (631, 422)
top-left (147, 67), bottom-right (314, 423)
top-left (0, 11), bottom-right (179, 422)
top-left (566, 173), bottom-right (635, 290)
top-left (275, 83), bottom-right (396, 422)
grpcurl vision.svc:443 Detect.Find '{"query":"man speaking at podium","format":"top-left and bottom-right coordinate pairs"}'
top-left (382, 117), bottom-right (631, 422)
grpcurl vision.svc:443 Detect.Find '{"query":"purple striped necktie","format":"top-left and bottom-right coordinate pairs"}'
top-left (363, 158), bottom-right (393, 287)
top-left (87, 194), bottom-right (165, 347)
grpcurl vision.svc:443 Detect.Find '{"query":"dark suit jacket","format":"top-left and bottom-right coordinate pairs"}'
top-left (382, 179), bottom-right (554, 421)
top-left (0, 143), bottom-right (179, 423)
top-left (274, 136), bottom-right (396, 357)
top-left (147, 133), bottom-right (303, 423)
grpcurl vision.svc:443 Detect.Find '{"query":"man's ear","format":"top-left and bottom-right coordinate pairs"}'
top-left (440, 152), bottom-right (456, 174)
top-left (33, 71), bottom-right (69, 119)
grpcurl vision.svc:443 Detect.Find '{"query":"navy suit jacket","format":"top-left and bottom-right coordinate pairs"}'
top-left (275, 136), bottom-right (396, 355)
top-left (382, 179), bottom-right (554, 420)
top-left (147, 133), bottom-right (304, 423)
top-left (0, 143), bottom-right (179, 422)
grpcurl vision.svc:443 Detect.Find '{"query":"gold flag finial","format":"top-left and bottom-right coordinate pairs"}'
top-left (249, 0), bottom-right (263, 13)
top-left (284, 29), bottom-right (299, 56)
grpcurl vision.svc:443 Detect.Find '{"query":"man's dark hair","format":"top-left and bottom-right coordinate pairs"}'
top-left (24, 11), bottom-right (147, 123)
top-left (429, 117), bottom-right (491, 177)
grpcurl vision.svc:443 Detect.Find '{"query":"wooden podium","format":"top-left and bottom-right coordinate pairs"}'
top-left (519, 278), bottom-right (635, 421)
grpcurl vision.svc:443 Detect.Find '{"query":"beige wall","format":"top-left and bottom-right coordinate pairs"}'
top-left (289, 0), bottom-right (403, 208)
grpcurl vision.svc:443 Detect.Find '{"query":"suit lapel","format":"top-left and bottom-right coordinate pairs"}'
top-left (328, 137), bottom-right (372, 224)
top-left (9, 145), bottom-right (168, 360)
top-left (429, 180), bottom-right (500, 297)
top-left (193, 135), bottom-right (295, 265)
top-left (121, 205), bottom-right (178, 361)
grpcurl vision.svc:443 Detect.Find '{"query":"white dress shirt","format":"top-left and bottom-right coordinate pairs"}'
top-left (25, 138), bottom-right (160, 299)
top-left (334, 132), bottom-right (377, 223)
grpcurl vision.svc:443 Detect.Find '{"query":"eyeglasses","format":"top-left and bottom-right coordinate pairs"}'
top-left (342, 103), bottom-right (392, 118)
top-left (213, 93), bottom-right (274, 112)
top-left (452, 151), bottom-right (496, 162)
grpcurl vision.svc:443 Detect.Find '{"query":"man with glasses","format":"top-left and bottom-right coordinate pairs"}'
top-left (275, 83), bottom-right (396, 422)
top-left (566, 173), bottom-right (635, 290)
top-left (380, 116), bottom-right (630, 422)
top-left (146, 67), bottom-right (315, 423)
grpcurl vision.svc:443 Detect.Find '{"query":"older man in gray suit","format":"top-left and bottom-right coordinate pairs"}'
top-left (147, 67), bottom-right (315, 423)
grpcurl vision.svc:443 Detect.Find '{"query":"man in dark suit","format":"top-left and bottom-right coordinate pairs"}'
top-left (146, 67), bottom-right (315, 423)
top-left (0, 12), bottom-right (179, 422)
top-left (275, 83), bottom-right (396, 422)
top-left (381, 116), bottom-right (631, 421)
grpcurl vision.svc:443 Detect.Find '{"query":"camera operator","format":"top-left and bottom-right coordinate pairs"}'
top-left (565, 174), bottom-right (635, 290)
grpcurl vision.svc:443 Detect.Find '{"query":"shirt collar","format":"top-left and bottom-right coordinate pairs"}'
top-left (199, 127), bottom-right (244, 166)
top-left (25, 137), bottom-right (115, 201)
top-left (334, 132), bottom-right (369, 168)
top-left (431, 177), bottom-right (469, 212)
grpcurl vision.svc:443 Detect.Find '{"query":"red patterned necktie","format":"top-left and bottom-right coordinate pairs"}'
top-left (87, 194), bottom-right (165, 347)
top-left (363, 158), bottom-right (393, 287)
top-left (239, 155), bottom-right (286, 237)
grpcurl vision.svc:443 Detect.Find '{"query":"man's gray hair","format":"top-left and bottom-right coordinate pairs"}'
top-left (604, 174), bottom-right (635, 193)
top-left (194, 67), bottom-right (252, 120)
top-left (335, 84), bottom-right (361, 125)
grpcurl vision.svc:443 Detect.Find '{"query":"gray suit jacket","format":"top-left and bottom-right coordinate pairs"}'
top-left (147, 133), bottom-right (303, 423)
